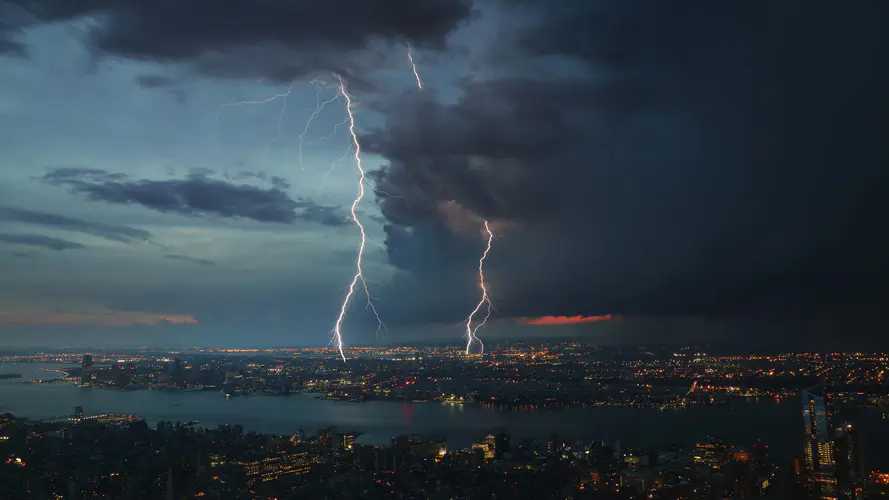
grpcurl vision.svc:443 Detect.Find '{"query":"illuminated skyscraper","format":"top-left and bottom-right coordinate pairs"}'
top-left (342, 432), bottom-right (357, 451)
top-left (291, 428), bottom-right (306, 445)
top-left (472, 435), bottom-right (496, 460)
top-left (547, 434), bottom-right (564, 457)
top-left (241, 450), bottom-right (321, 485)
top-left (694, 436), bottom-right (728, 469)
top-left (803, 388), bottom-right (837, 500)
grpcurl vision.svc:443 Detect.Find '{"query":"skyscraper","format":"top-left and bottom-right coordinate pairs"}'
top-left (81, 354), bottom-right (93, 385)
top-left (342, 432), bottom-right (357, 451)
top-left (170, 358), bottom-right (185, 388)
top-left (694, 436), bottom-right (729, 469)
top-left (803, 388), bottom-right (837, 500)
top-left (494, 432), bottom-right (510, 459)
top-left (835, 424), bottom-right (864, 500)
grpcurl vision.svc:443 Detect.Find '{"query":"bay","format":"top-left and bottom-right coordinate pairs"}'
top-left (2, 363), bottom-right (886, 469)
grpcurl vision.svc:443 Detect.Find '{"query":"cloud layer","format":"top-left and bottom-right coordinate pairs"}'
top-left (42, 168), bottom-right (346, 226)
top-left (0, 233), bottom-right (86, 251)
top-left (0, 206), bottom-right (152, 243)
top-left (8, 0), bottom-right (473, 81)
top-left (3, 0), bottom-right (888, 349)
top-left (164, 254), bottom-right (215, 266)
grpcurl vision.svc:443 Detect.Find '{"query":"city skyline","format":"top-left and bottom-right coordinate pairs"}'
top-left (1, 1), bottom-right (888, 350)
top-left (2, 344), bottom-right (887, 498)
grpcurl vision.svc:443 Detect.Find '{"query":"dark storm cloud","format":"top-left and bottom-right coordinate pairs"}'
top-left (0, 32), bottom-right (26, 57)
top-left (0, 206), bottom-right (152, 243)
top-left (0, 4), bottom-right (28, 57)
top-left (41, 167), bottom-right (346, 226)
top-left (135, 74), bottom-right (175, 89)
top-left (164, 254), bottom-right (215, 266)
top-left (229, 171), bottom-right (291, 190)
top-left (0, 233), bottom-right (86, 251)
top-left (369, 1), bottom-right (889, 325)
top-left (10, 0), bottom-right (473, 81)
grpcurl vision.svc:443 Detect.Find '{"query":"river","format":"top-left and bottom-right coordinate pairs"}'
top-left (1, 363), bottom-right (886, 467)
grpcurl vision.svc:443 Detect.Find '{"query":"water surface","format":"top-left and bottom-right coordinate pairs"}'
top-left (2, 363), bottom-right (885, 468)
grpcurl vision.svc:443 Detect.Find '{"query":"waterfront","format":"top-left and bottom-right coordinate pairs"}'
top-left (1, 363), bottom-right (886, 468)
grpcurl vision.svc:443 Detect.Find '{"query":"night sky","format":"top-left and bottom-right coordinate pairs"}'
top-left (1, 1), bottom-right (887, 350)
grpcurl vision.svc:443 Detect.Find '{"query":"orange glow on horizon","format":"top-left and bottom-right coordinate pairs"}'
top-left (517, 314), bottom-right (618, 326)
top-left (0, 310), bottom-right (198, 327)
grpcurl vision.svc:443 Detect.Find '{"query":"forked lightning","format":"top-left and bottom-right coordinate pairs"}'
top-left (330, 75), bottom-right (381, 361)
top-left (406, 43), bottom-right (423, 89)
top-left (464, 221), bottom-right (494, 355)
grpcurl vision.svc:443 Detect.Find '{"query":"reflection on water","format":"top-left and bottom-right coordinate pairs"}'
top-left (1, 363), bottom-right (887, 468)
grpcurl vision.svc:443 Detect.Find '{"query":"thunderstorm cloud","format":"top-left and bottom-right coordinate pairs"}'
top-left (2, 0), bottom-right (888, 349)
top-left (367, 0), bottom-right (889, 334)
top-left (6, 0), bottom-right (474, 82)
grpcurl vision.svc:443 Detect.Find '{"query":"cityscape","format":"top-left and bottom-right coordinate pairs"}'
top-left (7, 345), bottom-right (889, 410)
top-left (2, 345), bottom-right (889, 498)
top-left (2, 0), bottom-right (888, 499)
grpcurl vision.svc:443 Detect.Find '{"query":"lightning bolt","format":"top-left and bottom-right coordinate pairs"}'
top-left (313, 113), bottom-right (353, 194)
top-left (313, 116), bottom-right (351, 144)
top-left (464, 220), bottom-right (494, 355)
top-left (317, 147), bottom-right (353, 196)
top-left (406, 43), bottom-right (423, 89)
top-left (216, 76), bottom-right (385, 359)
top-left (331, 74), bottom-right (383, 361)
top-left (216, 84), bottom-right (293, 120)
top-left (299, 80), bottom-right (341, 170)
top-left (216, 82), bottom-right (295, 167)
top-left (284, 80), bottom-right (348, 196)
top-left (262, 83), bottom-right (294, 165)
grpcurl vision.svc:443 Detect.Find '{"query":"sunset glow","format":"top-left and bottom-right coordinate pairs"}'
top-left (518, 314), bottom-right (617, 326)
top-left (0, 310), bottom-right (198, 327)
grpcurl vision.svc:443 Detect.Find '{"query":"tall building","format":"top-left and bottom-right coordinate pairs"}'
top-left (694, 436), bottom-right (728, 469)
top-left (834, 424), bottom-right (864, 500)
top-left (81, 354), bottom-right (94, 385)
top-left (547, 434), bottom-right (564, 457)
top-left (170, 358), bottom-right (185, 388)
top-left (319, 427), bottom-right (332, 448)
top-left (241, 450), bottom-right (321, 485)
top-left (803, 388), bottom-right (838, 500)
top-left (341, 432), bottom-right (357, 451)
top-left (391, 435), bottom-right (412, 471)
top-left (472, 435), bottom-right (495, 460)
top-left (494, 432), bottom-right (511, 459)
top-left (165, 468), bottom-right (174, 500)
